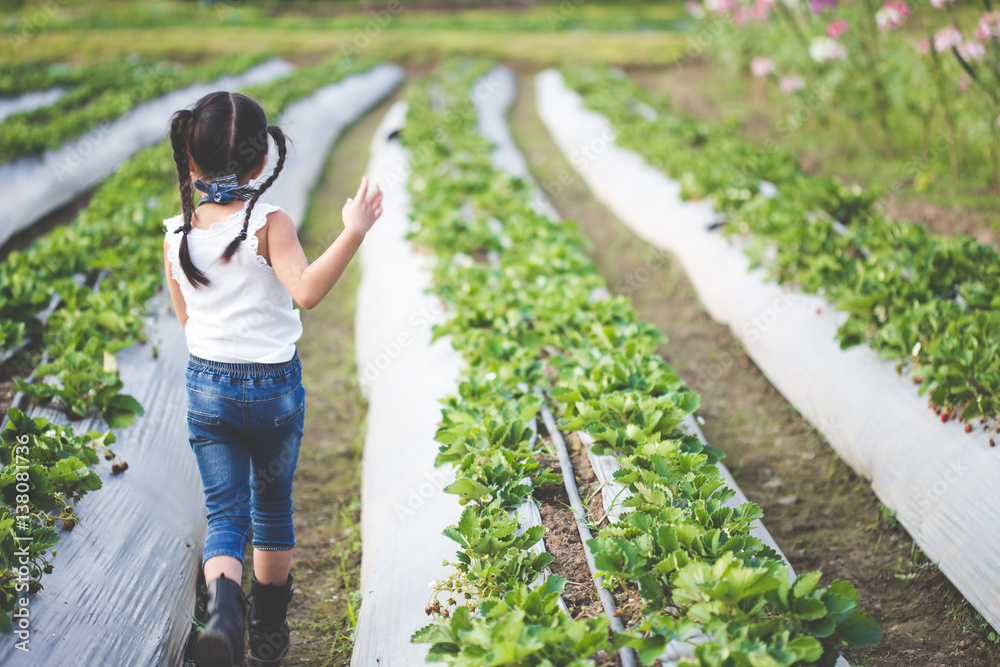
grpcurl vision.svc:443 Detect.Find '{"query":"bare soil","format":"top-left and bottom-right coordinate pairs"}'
top-left (533, 446), bottom-right (622, 667)
top-left (509, 71), bottom-right (998, 667)
top-left (534, 449), bottom-right (605, 621)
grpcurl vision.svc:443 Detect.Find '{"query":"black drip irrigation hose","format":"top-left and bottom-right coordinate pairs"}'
top-left (537, 393), bottom-right (638, 667)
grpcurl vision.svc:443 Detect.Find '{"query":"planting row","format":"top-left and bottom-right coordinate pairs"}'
top-left (560, 65), bottom-right (1000, 432)
top-left (0, 55), bottom-right (371, 425)
top-left (0, 58), bottom-right (291, 253)
top-left (0, 54), bottom-right (383, 637)
top-left (395, 59), bottom-right (877, 665)
top-left (0, 54), bottom-right (271, 163)
top-left (0, 58), bottom-right (159, 97)
top-left (538, 66), bottom-right (1000, 641)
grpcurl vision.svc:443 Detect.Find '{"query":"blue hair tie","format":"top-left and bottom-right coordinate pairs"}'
top-left (193, 174), bottom-right (256, 207)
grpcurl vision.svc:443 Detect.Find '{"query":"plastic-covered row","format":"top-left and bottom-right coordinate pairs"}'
top-left (0, 64), bottom-right (403, 666)
top-left (0, 59), bottom-right (292, 251)
top-left (536, 67), bottom-right (1000, 637)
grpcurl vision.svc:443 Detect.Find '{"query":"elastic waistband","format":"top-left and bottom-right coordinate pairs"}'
top-left (188, 350), bottom-right (300, 374)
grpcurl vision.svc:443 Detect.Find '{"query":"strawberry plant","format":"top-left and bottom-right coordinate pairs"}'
top-left (0, 60), bottom-right (106, 97)
top-left (0, 53), bottom-right (380, 634)
top-left (413, 576), bottom-right (611, 666)
top-left (0, 408), bottom-right (118, 633)
top-left (562, 64), bottom-right (1000, 431)
top-left (0, 54), bottom-right (271, 163)
top-left (401, 59), bottom-right (879, 665)
top-left (1, 54), bottom-right (377, 426)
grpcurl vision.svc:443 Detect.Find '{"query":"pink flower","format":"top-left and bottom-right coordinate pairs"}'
top-left (934, 26), bottom-right (963, 52)
top-left (827, 19), bottom-right (849, 38)
top-left (705, 0), bottom-right (735, 13)
top-left (958, 40), bottom-right (986, 60)
top-left (810, 0), bottom-right (837, 14)
top-left (733, 6), bottom-right (749, 24)
top-left (810, 36), bottom-right (848, 61)
top-left (916, 39), bottom-right (929, 54)
top-left (930, 0), bottom-right (955, 7)
top-left (876, 2), bottom-right (908, 31)
top-left (977, 12), bottom-right (1000, 40)
top-left (750, 56), bottom-right (775, 77)
top-left (779, 75), bottom-right (805, 93)
top-left (958, 74), bottom-right (970, 92)
top-left (752, 0), bottom-right (773, 21)
top-left (685, 1), bottom-right (707, 18)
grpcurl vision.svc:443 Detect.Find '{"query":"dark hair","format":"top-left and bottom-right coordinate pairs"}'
top-left (168, 91), bottom-right (288, 288)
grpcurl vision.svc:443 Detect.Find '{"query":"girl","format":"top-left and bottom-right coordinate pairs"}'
top-left (162, 90), bottom-right (381, 667)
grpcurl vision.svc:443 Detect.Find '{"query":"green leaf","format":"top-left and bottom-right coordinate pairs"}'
top-left (836, 610), bottom-right (882, 647)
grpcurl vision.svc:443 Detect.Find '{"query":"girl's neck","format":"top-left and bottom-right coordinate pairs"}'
top-left (191, 199), bottom-right (248, 229)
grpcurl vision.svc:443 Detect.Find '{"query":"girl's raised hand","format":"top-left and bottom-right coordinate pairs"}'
top-left (342, 176), bottom-right (383, 238)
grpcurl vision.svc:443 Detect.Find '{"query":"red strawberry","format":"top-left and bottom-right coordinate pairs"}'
top-left (941, 413), bottom-right (949, 423)
top-left (991, 438), bottom-right (996, 448)
top-left (965, 424), bottom-right (973, 433)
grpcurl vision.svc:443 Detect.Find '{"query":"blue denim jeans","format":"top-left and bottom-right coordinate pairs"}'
top-left (185, 351), bottom-right (305, 571)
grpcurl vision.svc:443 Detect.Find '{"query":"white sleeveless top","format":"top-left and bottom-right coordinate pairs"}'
top-left (164, 201), bottom-right (303, 363)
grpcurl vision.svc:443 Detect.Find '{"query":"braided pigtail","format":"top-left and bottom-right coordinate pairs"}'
top-left (169, 109), bottom-right (210, 288)
top-left (220, 124), bottom-right (288, 263)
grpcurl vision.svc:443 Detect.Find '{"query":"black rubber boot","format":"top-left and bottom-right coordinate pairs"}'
top-left (197, 573), bottom-right (247, 667)
top-left (246, 572), bottom-right (294, 667)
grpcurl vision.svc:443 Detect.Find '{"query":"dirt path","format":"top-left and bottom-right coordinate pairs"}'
top-left (508, 71), bottom-right (997, 667)
top-left (269, 93), bottom-right (401, 667)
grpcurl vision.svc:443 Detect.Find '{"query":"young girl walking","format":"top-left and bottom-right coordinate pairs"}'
top-left (162, 90), bottom-right (381, 667)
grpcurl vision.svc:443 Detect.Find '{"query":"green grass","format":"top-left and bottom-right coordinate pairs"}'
top-left (1, 24), bottom-right (687, 67)
top-left (2, 0), bottom-right (691, 33)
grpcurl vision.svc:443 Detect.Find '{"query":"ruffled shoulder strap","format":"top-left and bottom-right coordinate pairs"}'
top-left (246, 202), bottom-right (283, 236)
top-left (245, 203), bottom-right (284, 272)
top-left (163, 214), bottom-right (184, 284)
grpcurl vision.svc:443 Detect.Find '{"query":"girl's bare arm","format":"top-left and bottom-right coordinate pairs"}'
top-left (268, 176), bottom-right (382, 310)
top-left (163, 237), bottom-right (189, 328)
